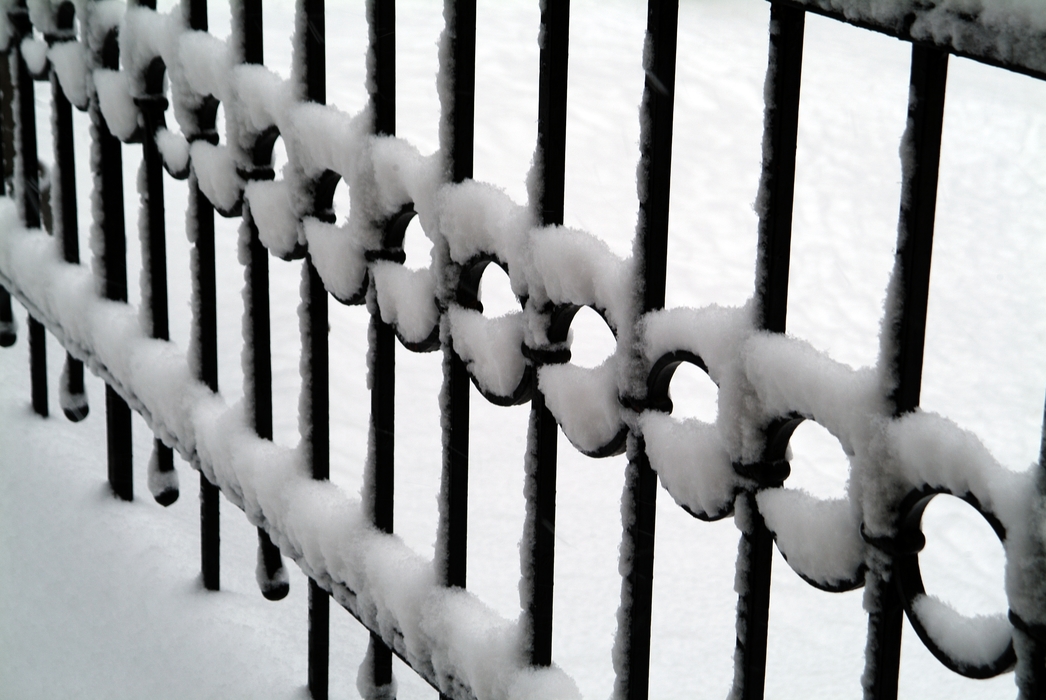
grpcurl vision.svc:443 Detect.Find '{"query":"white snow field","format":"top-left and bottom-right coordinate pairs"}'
top-left (2, 0), bottom-right (1046, 698)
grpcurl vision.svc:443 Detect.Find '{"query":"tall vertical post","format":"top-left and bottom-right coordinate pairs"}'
top-left (436, 0), bottom-right (476, 595)
top-left (729, 6), bottom-right (804, 700)
top-left (361, 0), bottom-right (397, 696)
top-left (863, 44), bottom-right (948, 700)
top-left (49, 4), bottom-right (89, 422)
top-left (10, 2), bottom-right (47, 417)
top-left (434, 5), bottom-right (475, 700)
top-left (615, 2), bottom-right (677, 699)
top-left (179, 0), bottom-right (225, 591)
top-left (0, 47), bottom-right (14, 349)
top-left (234, 0), bottom-right (288, 602)
top-left (93, 27), bottom-right (134, 501)
top-left (521, 0), bottom-right (570, 670)
top-left (300, 1), bottom-right (330, 697)
top-left (135, 30), bottom-right (180, 509)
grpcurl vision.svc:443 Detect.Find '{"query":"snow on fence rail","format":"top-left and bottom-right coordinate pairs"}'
top-left (0, 0), bottom-right (1044, 698)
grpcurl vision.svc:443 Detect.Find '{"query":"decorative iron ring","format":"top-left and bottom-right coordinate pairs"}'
top-left (893, 487), bottom-right (1015, 678)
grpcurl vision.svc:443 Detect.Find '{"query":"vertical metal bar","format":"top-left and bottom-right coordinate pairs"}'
top-left (0, 49), bottom-right (12, 194)
top-left (445, 0), bottom-right (475, 185)
top-left (28, 316), bottom-right (47, 415)
top-left (12, 15), bottom-right (47, 417)
top-left (0, 286), bottom-right (13, 347)
top-left (50, 25), bottom-right (89, 421)
top-left (138, 77), bottom-right (180, 508)
top-left (731, 6), bottom-right (805, 700)
top-left (94, 29), bottom-right (133, 500)
top-left (0, 40), bottom-right (17, 346)
top-left (521, 0), bottom-right (570, 670)
top-left (435, 0), bottom-right (476, 606)
top-left (614, 2), bottom-right (676, 699)
top-left (106, 384), bottom-right (133, 499)
top-left (1015, 413), bottom-right (1046, 697)
top-left (864, 44), bottom-right (948, 700)
top-left (362, 0), bottom-right (396, 692)
top-left (182, 0), bottom-right (222, 593)
top-left (753, 3), bottom-right (804, 336)
top-left (234, 0), bottom-right (287, 599)
top-left (301, 1), bottom-right (330, 696)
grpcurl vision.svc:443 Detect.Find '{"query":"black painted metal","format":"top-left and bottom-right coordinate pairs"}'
top-left (301, 1), bottom-right (331, 696)
top-left (182, 0), bottom-right (223, 592)
top-left (0, 49), bottom-right (11, 349)
top-left (364, 0), bottom-right (397, 692)
top-left (95, 29), bottom-right (133, 500)
top-left (233, 0), bottom-right (286, 601)
top-left (732, 7), bottom-right (805, 700)
top-left (49, 18), bottom-right (88, 422)
top-left (0, 286), bottom-right (13, 347)
top-left (12, 14), bottom-right (47, 418)
top-left (28, 315), bottom-right (47, 415)
top-left (106, 384), bottom-right (133, 501)
top-left (865, 44), bottom-right (949, 700)
top-left (619, 1), bottom-right (677, 698)
top-left (138, 66), bottom-right (180, 508)
top-left (772, 0), bottom-right (1046, 83)
top-left (522, 0), bottom-right (570, 671)
top-left (436, 1), bottom-right (476, 649)
top-left (754, 4), bottom-right (804, 336)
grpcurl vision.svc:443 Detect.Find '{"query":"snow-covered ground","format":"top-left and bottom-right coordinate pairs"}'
top-left (2, 0), bottom-right (1045, 698)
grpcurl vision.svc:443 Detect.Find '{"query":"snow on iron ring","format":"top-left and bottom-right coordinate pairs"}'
top-left (891, 487), bottom-right (1016, 678)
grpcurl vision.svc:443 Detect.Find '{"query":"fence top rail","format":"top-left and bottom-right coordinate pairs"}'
top-left (775, 0), bottom-right (1046, 81)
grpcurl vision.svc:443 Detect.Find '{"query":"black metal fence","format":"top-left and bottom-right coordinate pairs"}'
top-left (0, 0), bottom-right (1044, 698)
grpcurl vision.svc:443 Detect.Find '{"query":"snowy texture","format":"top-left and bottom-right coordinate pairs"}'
top-left (757, 488), bottom-right (866, 588)
top-left (540, 359), bottom-right (624, 455)
top-left (640, 412), bottom-right (737, 520)
top-left (0, 207), bottom-right (580, 700)
top-left (371, 262), bottom-right (439, 345)
top-left (94, 68), bottom-right (139, 141)
top-left (49, 40), bottom-right (90, 109)
top-left (2, 1), bottom-right (1045, 698)
top-left (911, 594), bottom-right (1013, 671)
top-left (155, 127), bottom-right (189, 176)
top-left (788, 0), bottom-right (1046, 76)
top-left (448, 306), bottom-right (526, 399)
top-left (20, 37), bottom-right (48, 77)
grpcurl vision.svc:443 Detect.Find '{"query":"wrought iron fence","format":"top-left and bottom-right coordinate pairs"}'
top-left (0, 0), bottom-right (1044, 698)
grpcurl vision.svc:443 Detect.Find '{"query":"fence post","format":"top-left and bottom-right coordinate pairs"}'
top-left (863, 44), bottom-right (949, 700)
top-left (133, 6), bottom-right (180, 507)
top-left (176, 0), bottom-right (227, 594)
top-left (47, 2), bottom-right (89, 422)
top-left (8, 0), bottom-right (48, 418)
top-left (230, 0), bottom-right (288, 601)
top-left (0, 45), bottom-right (13, 349)
top-left (93, 25), bottom-right (134, 501)
top-left (730, 6), bottom-right (805, 700)
top-left (520, 0), bottom-right (570, 670)
top-left (360, 0), bottom-right (398, 695)
top-left (615, 2), bottom-right (677, 699)
top-left (299, 1), bottom-right (331, 697)
top-left (435, 0), bottom-right (476, 600)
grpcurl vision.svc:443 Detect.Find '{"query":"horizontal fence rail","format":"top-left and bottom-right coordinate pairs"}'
top-left (0, 0), bottom-right (1044, 698)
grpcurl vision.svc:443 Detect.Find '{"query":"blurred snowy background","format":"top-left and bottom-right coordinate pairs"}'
top-left (2, 0), bottom-right (1045, 697)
